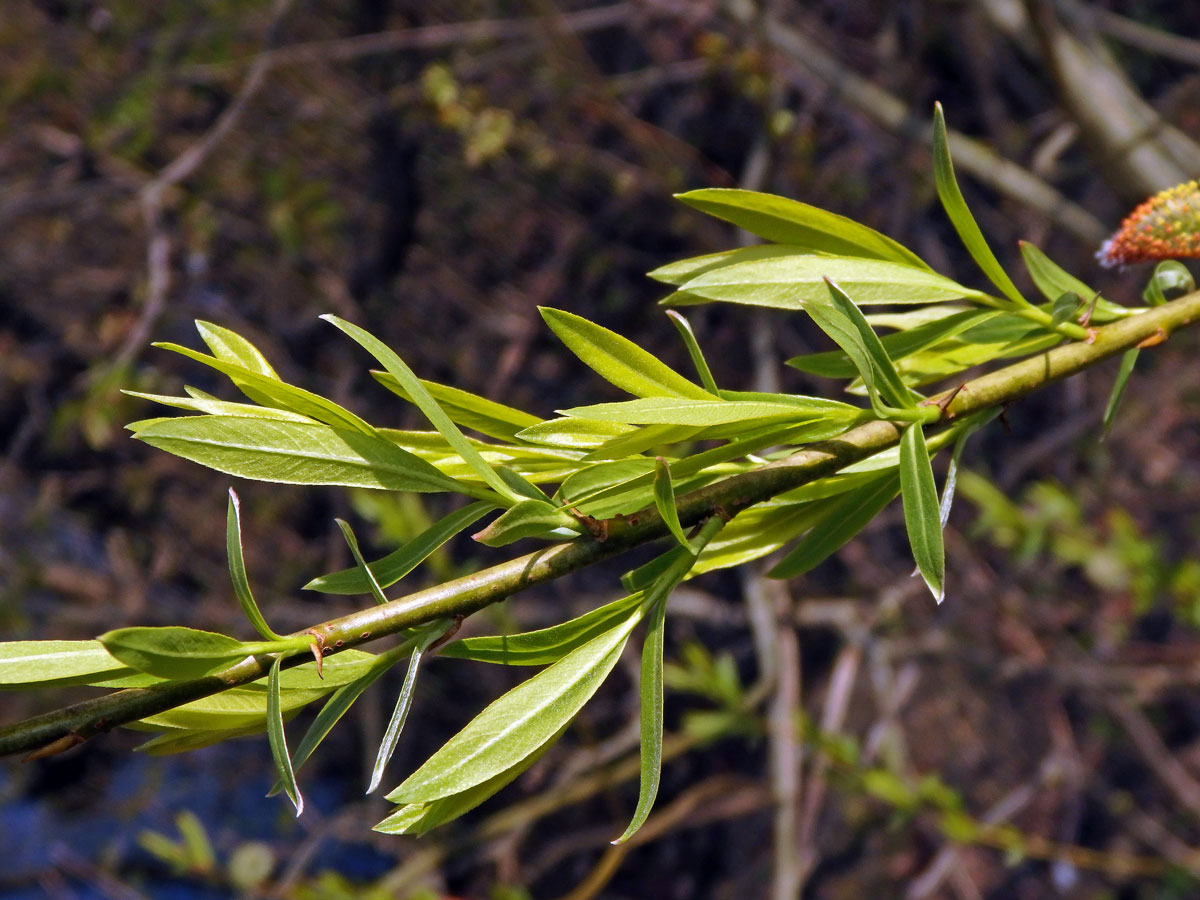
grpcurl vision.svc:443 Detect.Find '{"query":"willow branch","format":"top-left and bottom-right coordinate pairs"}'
top-left (2, 292), bottom-right (1199, 759)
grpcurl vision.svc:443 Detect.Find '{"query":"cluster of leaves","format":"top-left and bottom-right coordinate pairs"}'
top-left (0, 106), bottom-right (1162, 842)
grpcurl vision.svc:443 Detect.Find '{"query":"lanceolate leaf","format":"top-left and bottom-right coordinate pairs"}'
top-left (560, 396), bottom-right (848, 427)
top-left (267, 654), bottom-right (304, 816)
top-left (472, 498), bottom-right (583, 547)
top-left (674, 188), bottom-right (930, 269)
top-left (665, 255), bottom-right (979, 311)
top-left (153, 342), bottom-right (376, 434)
top-left (368, 623), bottom-right (448, 794)
top-left (653, 457), bottom-right (690, 552)
top-left (306, 501), bottom-right (493, 594)
top-left (98, 626), bottom-right (268, 679)
top-left (124, 392), bottom-right (318, 423)
top-left (387, 611), bottom-right (642, 803)
top-left (227, 490), bottom-right (283, 640)
top-left (196, 321), bottom-right (280, 379)
top-left (515, 417), bottom-right (636, 450)
top-left (931, 103), bottom-right (1028, 308)
top-left (334, 518), bottom-right (389, 605)
top-left (370, 372), bottom-right (540, 443)
top-left (613, 591), bottom-right (668, 845)
top-left (539, 308), bottom-right (715, 400)
top-left (321, 315), bottom-right (523, 504)
top-left (648, 245), bottom-right (814, 286)
top-left (899, 424), bottom-right (945, 603)
top-left (0, 640), bottom-right (132, 688)
top-left (769, 475), bottom-right (901, 578)
top-left (1103, 348), bottom-right (1140, 439)
top-left (807, 279), bottom-right (917, 414)
top-left (131, 416), bottom-right (474, 496)
top-left (665, 310), bottom-right (720, 394)
top-left (441, 593), bottom-right (646, 666)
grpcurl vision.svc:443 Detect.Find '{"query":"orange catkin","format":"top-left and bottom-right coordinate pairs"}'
top-left (1097, 179), bottom-right (1200, 268)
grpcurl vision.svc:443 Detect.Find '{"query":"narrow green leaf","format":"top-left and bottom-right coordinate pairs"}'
top-left (1017, 241), bottom-right (1127, 324)
top-left (321, 315), bottom-right (522, 504)
top-left (195, 321), bottom-right (280, 379)
top-left (787, 309), bottom-right (1000, 379)
top-left (370, 372), bottom-right (540, 443)
top-left (931, 103), bottom-right (1027, 308)
top-left (131, 416), bottom-right (473, 496)
top-left (387, 611), bottom-right (642, 803)
top-left (0, 640), bottom-right (132, 688)
top-left (654, 457), bottom-right (690, 552)
top-left (441, 593), bottom-right (645, 666)
top-left (368, 624), bottom-right (447, 794)
top-left (769, 475), bottom-right (900, 578)
top-left (153, 342), bottom-right (376, 434)
top-left (648, 245), bottom-right (814, 286)
top-left (515, 417), bottom-right (636, 450)
top-left (306, 501), bottom-right (493, 594)
top-left (227, 489), bottom-right (283, 640)
top-left (583, 424), bottom-right (704, 461)
top-left (1103, 348), bottom-right (1140, 439)
top-left (539, 308), bottom-right (715, 400)
top-left (267, 654), bottom-right (304, 816)
top-left (124, 391), bottom-right (317, 423)
top-left (613, 591), bottom-right (668, 845)
top-left (666, 255), bottom-right (979, 310)
top-left (675, 189), bottom-right (930, 269)
top-left (375, 725), bottom-right (568, 835)
top-left (665, 310), bottom-right (720, 394)
top-left (334, 519), bottom-right (389, 606)
top-left (99, 626), bottom-right (270, 679)
top-left (899, 424), bottom-right (945, 603)
top-left (472, 498), bottom-right (583, 547)
top-left (808, 279), bottom-right (918, 413)
top-left (1050, 292), bottom-right (1080, 326)
top-left (561, 396), bottom-right (857, 427)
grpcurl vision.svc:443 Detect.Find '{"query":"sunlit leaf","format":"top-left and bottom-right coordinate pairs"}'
top-left (1103, 348), bottom-right (1139, 439)
top-left (131, 416), bottom-right (472, 496)
top-left (196, 321), bottom-right (280, 379)
top-left (370, 372), bottom-right (540, 443)
top-left (560, 396), bottom-right (849, 427)
top-left (665, 255), bottom-right (979, 310)
top-left (1018, 242), bottom-right (1125, 322)
top-left (0, 640), bottom-right (132, 688)
top-left (674, 189), bottom-right (930, 269)
top-left (899, 424), bottom-right (945, 603)
top-left (334, 519), bottom-right (389, 605)
top-left (931, 103), bottom-right (1027, 308)
top-left (648, 245), bottom-right (815, 286)
top-left (665, 310), bottom-right (720, 394)
top-left (472, 498), bottom-right (583, 547)
top-left (227, 490), bottom-right (283, 640)
top-left (322, 315), bottom-right (522, 504)
top-left (653, 457), bottom-right (690, 552)
top-left (540, 308), bottom-right (715, 400)
top-left (98, 626), bottom-right (265, 679)
top-left (515, 417), bottom-right (637, 450)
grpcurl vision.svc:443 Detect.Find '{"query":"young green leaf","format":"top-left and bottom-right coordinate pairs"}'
top-left (370, 372), bottom-right (540, 443)
top-left (131, 416), bottom-right (475, 496)
top-left (613, 590), bottom-right (668, 845)
top-left (195, 321), bottom-right (280, 379)
top-left (560, 396), bottom-right (846, 427)
top-left (386, 611), bottom-right (643, 804)
top-left (124, 391), bottom-right (318, 423)
top-left (665, 310), bottom-right (719, 394)
top-left (666, 255), bottom-right (979, 310)
top-left (787, 309), bottom-right (1000, 379)
top-left (1018, 242), bottom-right (1127, 323)
top-left (0, 640), bottom-right (132, 688)
top-left (472, 498), bottom-right (584, 547)
top-left (648, 245), bottom-right (814, 286)
top-left (808, 279), bottom-right (919, 414)
top-left (653, 457), bottom-right (691, 552)
top-left (769, 475), bottom-right (901, 578)
top-left (931, 103), bottom-right (1028, 309)
top-left (227, 490), bottom-right (283, 640)
top-left (539, 308), bottom-right (715, 400)
top-left (98, 626), bottom-right (274, 679)
top-left (153, 342), bottom-right (376, 434)
top-left (440, 593), bottom-right (646, 666)
top-left (1102, 348), bottom-right (1140, 439)
top-left (674, 189), bottom-right (931, 269)
top-left (899, 424), bottom-right (945, 603)
top-left (367, 623), bottom-right (448, 794)
top-left (515, 417), bottom-right (637, 450)
top-left (306, 501), bottom-right (493, 594)
top-left (267, 654), bottom-right (304, 816)
top-left (1142, 260), bottom-right (1195, 306)
top-left (321, 316), bottom-right (523, 504)
top-left (334, 519), bottom-right (389, 606)
top-left (583, 424), bottom-right (704, 462)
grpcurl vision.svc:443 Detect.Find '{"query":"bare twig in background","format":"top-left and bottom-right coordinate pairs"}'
top-left (1104, 696), bottom-right (1200, 823)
